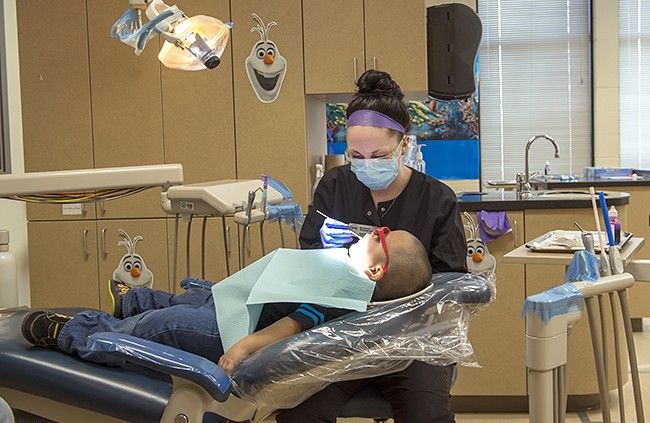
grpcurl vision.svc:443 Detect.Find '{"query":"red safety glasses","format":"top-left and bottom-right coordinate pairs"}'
top-left (372, 226), bottom-right (390, 273)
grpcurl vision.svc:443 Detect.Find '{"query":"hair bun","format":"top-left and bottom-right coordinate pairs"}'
top-left (356, 70), bottom-right (404, 101)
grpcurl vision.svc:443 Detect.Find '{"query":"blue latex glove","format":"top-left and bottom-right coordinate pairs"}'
top-left (319, 217), bottom-right (354, 248)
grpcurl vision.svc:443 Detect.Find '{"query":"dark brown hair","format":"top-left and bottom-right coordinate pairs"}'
top-left (346, 70), bottom-right (412, 134)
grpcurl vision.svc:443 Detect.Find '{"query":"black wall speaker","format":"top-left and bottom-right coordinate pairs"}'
top-left (427, 3), bottom-right (482, 101)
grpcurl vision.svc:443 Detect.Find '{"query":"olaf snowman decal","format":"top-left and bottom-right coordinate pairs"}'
top-left (245, 13), bottom-right (287, 103)
top-left (463, 212), bottom-right (496, 276)
top-left (112, 229), bottom-right (154, 289)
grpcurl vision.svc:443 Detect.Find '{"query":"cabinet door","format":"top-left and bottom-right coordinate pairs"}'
top-left (162, 0), bottom-right (236, 185)
top-left (614, 187), bottom-right (650, 317)
top-left (364, 0), bottom-right (427, 94)
top-left (97, 219), bottom-right (170, 310)
top-left (453, 211), bottom-right (526, 396)
top-left (27, 221), bottom-right (99, 309)
top-left (303, 0), bottom-right (364, 94)
top-left (524, 208), bottom-right (624, 395)
top-left (17, 0), bottom-right (96, 221)
top-left (167, 216), bottom-right (237, 294)
top-left (231, 0), bottom-right (311, 208)
top-left (87, 1), bottom-right (165, 219)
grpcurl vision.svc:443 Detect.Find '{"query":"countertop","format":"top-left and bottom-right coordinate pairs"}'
top-left (533, 175), bottom-right (650, 188)
top-left (457, 190), bottom-right (630, 211)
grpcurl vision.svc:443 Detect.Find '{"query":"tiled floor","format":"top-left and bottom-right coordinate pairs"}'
top-left (265, 319), bottom-right (650, 423)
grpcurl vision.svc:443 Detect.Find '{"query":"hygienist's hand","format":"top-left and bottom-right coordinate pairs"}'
top-left (219, 343), bottom-right (251, 375)
top-left (320, 217), bottom-right (354, 248)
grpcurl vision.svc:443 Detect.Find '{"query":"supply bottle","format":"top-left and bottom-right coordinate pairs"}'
top-left (544, 161), bottom-right (551, 176)
top-left (0, 229), bottom-right (18, 309)
top-left (608, 205), bottom-right (621, 244)
top-left (415, 145), bottom-right (426, 174)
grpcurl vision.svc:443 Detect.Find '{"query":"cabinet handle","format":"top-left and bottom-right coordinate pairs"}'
top-left (101, 228), bottom-right (107, 256)
top-left (83, 229), bottom-right (89, 257)
top-left (373, 56), bottom-right (377, 69)
top-left (353, 57), bottom-right (358, 84)
top-left (99, 200), bottom-right (106, 215)
top-left (513, 219), bottom-right (518, 248)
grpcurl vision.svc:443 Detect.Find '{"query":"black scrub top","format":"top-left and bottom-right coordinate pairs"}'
top-left (300, 164), bottom-right (468, 274)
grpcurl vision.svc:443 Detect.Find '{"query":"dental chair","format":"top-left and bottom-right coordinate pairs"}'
top-left (0, 272), bottom-right (493, 423)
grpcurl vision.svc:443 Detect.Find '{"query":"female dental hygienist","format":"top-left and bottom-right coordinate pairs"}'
top-left (276, 70), bottom-right (468, 423)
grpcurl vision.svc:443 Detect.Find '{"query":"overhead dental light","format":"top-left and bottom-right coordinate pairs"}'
top-left (111, 0), bottom-right (232, 71)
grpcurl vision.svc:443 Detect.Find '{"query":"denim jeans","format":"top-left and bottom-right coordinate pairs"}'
top-left (57, 287), bottom-right (224, 366)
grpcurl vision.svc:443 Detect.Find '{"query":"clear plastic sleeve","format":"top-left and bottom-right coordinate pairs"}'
top-left (231, 272), bottom-right (494, 409)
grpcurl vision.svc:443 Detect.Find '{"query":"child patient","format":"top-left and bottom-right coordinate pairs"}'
top-left (22, 228), bottom-right (432, 374)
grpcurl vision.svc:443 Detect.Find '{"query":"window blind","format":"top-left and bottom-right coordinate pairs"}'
top-left (478, 0), bottom-right (592, 182)
top-left (619, 0), bottom-right (650, 169)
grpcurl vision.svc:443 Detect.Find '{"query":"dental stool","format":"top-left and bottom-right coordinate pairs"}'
top-left (0, 272), bottom-right (493, 423)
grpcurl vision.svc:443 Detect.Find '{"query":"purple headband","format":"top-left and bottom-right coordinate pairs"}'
top-left (347, 110), bottom-right (405, 133)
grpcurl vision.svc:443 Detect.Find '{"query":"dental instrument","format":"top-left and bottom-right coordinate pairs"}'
top-left (315, 210), bottom-right (362, 239)
top-left (260, 174), bottom-right (268, 213)
top-left (589, 187), bottom-right (610, 276)
top-left (574, 221), bottom-right (595, 255)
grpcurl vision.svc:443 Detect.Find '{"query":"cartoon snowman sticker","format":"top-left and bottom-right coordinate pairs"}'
top-left (245, 13), bottom-right (287, 103)
top-left (463, 212), bottom-right (497, 276)
top-left (112, 229), bottom-right (154, 289)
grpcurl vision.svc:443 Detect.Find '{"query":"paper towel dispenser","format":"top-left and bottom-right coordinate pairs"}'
top-left (427, 3), bottom-right (482, 101)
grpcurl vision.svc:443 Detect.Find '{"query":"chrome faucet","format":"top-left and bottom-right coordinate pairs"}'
top-left (517, 134), bottom-right (560, 199)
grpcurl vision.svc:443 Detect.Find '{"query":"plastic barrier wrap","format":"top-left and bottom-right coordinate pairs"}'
top-left (521, 282), bottom-right (585, 325)
top-left (565, 250), bottom-right (600, 283)
top-left (266, 202), bottom-right (304, 232)
top-left (231, 272), bottom-right (494, 409)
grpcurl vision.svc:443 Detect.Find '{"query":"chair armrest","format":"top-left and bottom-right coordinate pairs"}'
top-left (86, 332), bottom-right (230, 403)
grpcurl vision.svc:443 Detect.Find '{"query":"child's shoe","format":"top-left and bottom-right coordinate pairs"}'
top-left (107, 279), bottom-right (130, 319)
top-left (21, 310), bottom-right (72, 348)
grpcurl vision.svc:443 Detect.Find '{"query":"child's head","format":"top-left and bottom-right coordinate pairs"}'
top-left (348, 228), bottom-right (433, 301)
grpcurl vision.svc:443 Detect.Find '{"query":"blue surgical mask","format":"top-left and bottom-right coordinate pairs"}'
top-left (350, 157), bottom-right (400, 190)
top-left (347, 139), bottom-right (404, 191)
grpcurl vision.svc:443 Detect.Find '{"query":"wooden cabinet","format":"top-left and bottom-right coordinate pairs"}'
top-left (161, 0), bottom-right (236, 186)
top-left (603, 186), bottom-right (650, 319)
top-left (28, 219), bottom-right (169, 309)
top-left (16, 0), bottom-right (95, 222)
top-left (231, 0), bottom-right (311, 207)
top-left (87, 0), bottom-right (166, 219)
top-left (96, 219), bottom-right (170, 308)
top-left (28, 221), bottom-right (100, 309)
top-left (454, 211), bottom-right (527, 396)
top-left (303, 0), bottom-right (427, 95)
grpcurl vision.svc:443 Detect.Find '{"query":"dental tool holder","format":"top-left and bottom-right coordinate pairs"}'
top-left (162, 179), bottom-right (288, 280)
top-left (526, 273), bottom-right (645, 423)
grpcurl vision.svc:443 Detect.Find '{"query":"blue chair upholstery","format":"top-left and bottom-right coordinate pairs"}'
top-left (0, 272), bottom-right (492, 422)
